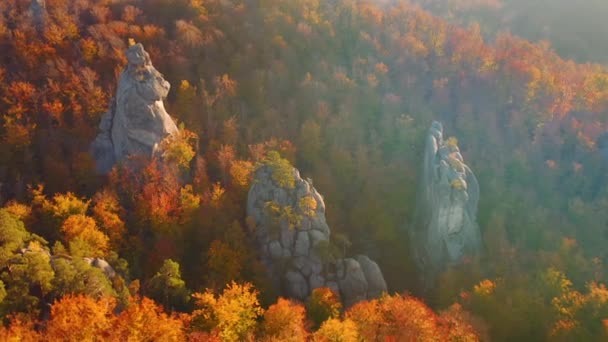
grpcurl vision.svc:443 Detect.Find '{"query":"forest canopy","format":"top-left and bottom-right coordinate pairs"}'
top-left (0, 0), bottom-right (607, 340)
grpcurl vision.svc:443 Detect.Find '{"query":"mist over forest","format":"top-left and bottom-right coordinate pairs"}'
top-left (413, 0), bottom-right (608, 64)
top-left (0, 0), bottom-right (607, 340)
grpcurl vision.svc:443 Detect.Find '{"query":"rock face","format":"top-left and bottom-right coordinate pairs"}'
top-left (412, 121), bottom-right (480, 285)
top-left (29, 0), bottom-right (46, 30)
top-left (91, 43), bottom-right (178, 173)
top-left (247, 153), bottom-right (387, 307)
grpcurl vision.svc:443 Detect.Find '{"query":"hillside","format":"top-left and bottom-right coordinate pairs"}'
top-left (0, 0), bottom-right (607, 340)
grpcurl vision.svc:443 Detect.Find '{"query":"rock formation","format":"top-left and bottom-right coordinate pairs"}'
top-left (18, 247), bottom-right (117, 281)
top-left (91, 43), bottom-right (178, 173)
top-left (247, 152), bottom-right (387, 307)
top-left (29, 0), bottom-right (46, 30)
top-left (412, 121), bottom-right (480, 285)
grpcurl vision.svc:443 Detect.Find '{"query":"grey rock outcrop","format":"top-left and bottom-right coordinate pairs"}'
top-left (91, 43), bottom-right (178, 173)
top-left (29, 0), bottom-right (46, 30)
top-left (247, 155), bottom-right (387, 307)
top-left (18, 247), bottom-right (117, 281)
top-left (412, 121), bottom-right (480, 285)
top-left (83, 257), bottom-right (117, 279)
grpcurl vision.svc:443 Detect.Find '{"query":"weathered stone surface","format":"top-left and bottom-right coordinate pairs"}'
top-left (294, 232), bottom-right (310, 257)
top-left (356, 255), bottom-right (387, 299)
top-left (285, 271), bottom-right (308, 299)
top-left (247, 155), bottom-right (387, 306)
top-left (84, 257), bottom-right (117, 279)
top-left (91, 43), bottom-right (178, 173)
top-left (336, 258), bottom-right (368, 308)
top-left (412, 121), bottom-right (480, 286)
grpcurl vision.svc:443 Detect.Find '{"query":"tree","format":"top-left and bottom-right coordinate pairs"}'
top-left (346, 294), bottom-right (460, 341)
top-left (1, 243), bottom-right (55, 316)
top-left (147, 259), bottom-right (190, 312)
top-left (306, 287), bottom-right (342, 330)
top-left (51, 257), bottom-right (115, 299)
top-left (60, 214), bottom-right (109, 257)
top-left (206, 239), bottom-right (243, 288)
top-left (262, 151), bottom-right (296, 188)
top-left (110, 297), bottom-right (186, 341)
top-left (45, 295), bottom-right (115, 341)
top-left (313, 318), bottom-right (359, 342)
top-left (439, 303), bottom-right (483, 341)
top-left (92, 190), bottom-right (126, 250)
top-left (0, 316), bottom-right (41, 341)
top-left (261, 297), bottom-right (308, 342)
top-left (229, 160), bottom-right (254, 190)
top-left (0, 209), bottom-right (29, 267)
top-left (159, 129), bottom-right (198, 169)
top-left (191, 281), bottom-right (264, 341)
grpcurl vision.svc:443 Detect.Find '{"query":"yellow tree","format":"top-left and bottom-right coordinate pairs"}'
top-left (45, 295), bottom-right (115, 341)
top-left (191, 281), bottom-right (264, 342)
top-left (61, 214), bottom-right (109, 257)
top-left (313, 318), bottom-right (359, 342)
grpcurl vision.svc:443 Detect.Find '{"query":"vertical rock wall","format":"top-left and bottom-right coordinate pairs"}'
top-left (90, 43), bottom-right (178, 173)
top-left (413, 121), bottom-right (481, 286)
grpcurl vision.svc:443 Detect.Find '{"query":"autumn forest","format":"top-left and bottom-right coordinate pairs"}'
top-left (1, 0), bottom-right (608, 340)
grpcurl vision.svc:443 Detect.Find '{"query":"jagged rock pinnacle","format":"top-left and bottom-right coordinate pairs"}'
top-left (90, 43), bottom-right (178, 173)
top-left (412, 121), bottom-right (481, 287)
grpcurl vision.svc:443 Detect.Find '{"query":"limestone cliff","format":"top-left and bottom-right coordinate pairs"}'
top-left (412, 121), bottom-right (480, 285)
top-left (90, 43), bottom-right (178, 173)
top-left (247, 152), bottom-right (387, 307)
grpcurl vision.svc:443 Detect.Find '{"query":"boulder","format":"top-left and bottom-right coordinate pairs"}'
top-left (90, 43), bottom-right (178, 173)
top-left (336, 258), bottom-right (368, 308)
top-left (83, 257), bottom-right (117, 279)
top-left (356, 255), bottom-right (387, 299)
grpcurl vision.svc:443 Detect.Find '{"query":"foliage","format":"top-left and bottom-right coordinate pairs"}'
top-left (306, 287), bottom-right (342, 330)
top-left (191, 281), bottom-right (264, 341)
top-left (160, 129), bottom-right (198, 169)
top-left (298, 195), bottom-right (318, 217)
top-left (262, 151), bottom-right (296, 189)
top-left (51, 257), bottom-right (115, 299)
top-left (147, 259), bottom-right (190, 312)
top-left (312, 318), bottom-right (359, 342)
top-left (110, 297), bottom-right (186, 341)
top-left (264, 201), bottom-right (303, 230)
top-left (45, 295), bottom-right (115, 341)
top-left (61, 214), bottom-right (109, 257)
top-left (261, 297), bottom-right (308, 342)
top-left (0, 209), bottom-right (29, 267)
top-left (0, 0), bottom-right (608, 339)
top-left (91, 190), bottom-right (126, 250)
